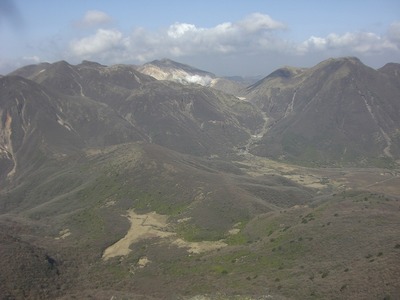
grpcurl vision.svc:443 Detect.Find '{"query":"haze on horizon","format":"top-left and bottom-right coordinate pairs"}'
top-left (1, 0), bottom-right (399, 76)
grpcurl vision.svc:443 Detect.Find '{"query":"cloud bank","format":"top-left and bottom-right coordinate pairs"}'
top-left (2, 11), bottom-right (399, 75)
top-left (66, 12), bottom-right (400, 73)
top-left (70, 29), bottom-right (127, 56)
top-left (69, 12), bottom-right (288, 63)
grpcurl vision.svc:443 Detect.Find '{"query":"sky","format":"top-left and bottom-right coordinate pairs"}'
top-left (1, 0), bottom-right (399, 76)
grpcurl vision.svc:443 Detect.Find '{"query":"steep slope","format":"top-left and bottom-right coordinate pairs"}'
top-left (0, 75), bottom-right (145, 184)
top-left (0, 75), bottom-right (83, 182)
top-left (120, 80), bottom-right (263, 156)
top-left (246, 57), bottom-right (400, 167)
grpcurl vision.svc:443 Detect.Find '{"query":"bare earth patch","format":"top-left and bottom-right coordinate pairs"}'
top-left (102, 210), bottom-right (227, 260)
top-left (173, 238), bottom-right (226, 254)
top-left (55, 228), bottom-right (71, 240)
top-left (137, 256), bottom-right (150, 268)
top-left (102, 210), bottom-right (173, 260)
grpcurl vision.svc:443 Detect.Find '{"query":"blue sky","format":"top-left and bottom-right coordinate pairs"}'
top-left (1, 0), bottom-right (399, 75)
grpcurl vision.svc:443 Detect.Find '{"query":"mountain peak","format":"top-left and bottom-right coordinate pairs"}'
top-left (137, 58), bottom-right (215, 86)
top-left (154, 58), bottom-right (178, 65)
top-left (51, 60), bottom-right (72, 68)
top-left (335, 56), bottom-right (362, 64)
top-left (315, 56), bottom-right (366, 70)
top-left (247, 66), bottom-right (305, 91)
top-left (379, 62), bottom-right (400, 77)
top-left (79, 60), bottom-right (107, 68)
top-left (145, 58), bottom-right (215, 77)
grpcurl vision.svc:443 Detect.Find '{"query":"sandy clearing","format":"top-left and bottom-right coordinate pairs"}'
top-left (102, 210), bottom-right (228, 260)
top-left (102, 210), bottom-right (174, 260)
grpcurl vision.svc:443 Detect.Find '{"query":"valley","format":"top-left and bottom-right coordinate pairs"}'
top-left (237, 154), bottom-right (400, 196)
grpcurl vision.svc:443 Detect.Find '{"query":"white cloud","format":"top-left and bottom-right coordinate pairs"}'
top-left (388, 21), bottom-right (400, 46)
top-left (299, 31), bottom-right (399, 55)
top-left (238, 12), bottom-right (285, 32)
top-left (79, 10), bottom-right (112, 27)
top-left (70, 29), bottom-right (127, 57)
top-left (184, 74), bottom-right (213, 86)
top-left (22, 55), bottom-right (40, 63)
top-left (167, 23), bottom-right (199, 38)
top-left (163, 13), bottom-right (285, 55)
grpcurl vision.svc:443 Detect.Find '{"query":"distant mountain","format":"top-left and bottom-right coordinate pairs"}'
top-left (246, 57), bottom-right (400, 167)
top-left (136, 58), bottom-right (215, 85)
top-left (209, 77), bottom-right (247, 97)
top-left (379, 62), bottom-right (400, 86)
top-left (136, 58), bottom-right (250, 96)
top-left (224, 75), bottom-right (264, 86)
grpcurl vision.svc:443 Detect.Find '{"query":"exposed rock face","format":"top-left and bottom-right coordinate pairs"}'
top-left (136, 58), bottom-right (215, 86)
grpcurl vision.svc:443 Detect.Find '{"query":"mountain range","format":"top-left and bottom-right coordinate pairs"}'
top-left (0, 57), bottom-right (399, 299)
top-left (246, 57), bottom-right (400, 167)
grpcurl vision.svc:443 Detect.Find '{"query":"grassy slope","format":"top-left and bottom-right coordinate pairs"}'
top-left (119, 191), bottom-right (399, 299)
